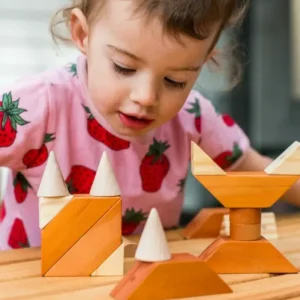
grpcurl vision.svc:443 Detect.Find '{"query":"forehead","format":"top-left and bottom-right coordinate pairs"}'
top-left (91, 0), bottom-right (218, 65)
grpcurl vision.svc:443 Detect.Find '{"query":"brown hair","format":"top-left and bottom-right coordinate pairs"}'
top-left (51, 0), bottom-right (249, 87)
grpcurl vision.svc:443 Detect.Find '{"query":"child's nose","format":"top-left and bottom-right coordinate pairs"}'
top-left (130, 81), bottom-right (158, 107)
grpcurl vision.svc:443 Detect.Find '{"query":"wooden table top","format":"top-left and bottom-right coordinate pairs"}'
top-left (1, 213), bottom-right (300, 300)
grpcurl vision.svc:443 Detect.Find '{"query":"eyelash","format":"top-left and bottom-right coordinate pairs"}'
top-left (113, 63), bottom-right (186, 90)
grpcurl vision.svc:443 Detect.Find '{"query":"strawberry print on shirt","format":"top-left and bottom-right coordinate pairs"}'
top-left (83, 105), bottom-right (130, 150)
top-left (22, 133), bottom-right (55, 168)
top-left (8, 218), bottom-right (29, 248)
top-left (140, 138), bottom-right (170, 192)
top-left (0, 92), bottom-right (29, 147)
top-left (0, 201), bottom-right (6, 223)
top-left (122, 208), bottom-right (148, 235)
top-left (0, 54), bottom-right (250, 250)
top-left (13, 172), bottom-right (32, 204)
top-left (66, 165), bottom-right (96, 194)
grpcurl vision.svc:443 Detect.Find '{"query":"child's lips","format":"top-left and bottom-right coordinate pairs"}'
top-left (119, 112), bottom-right (154, 130)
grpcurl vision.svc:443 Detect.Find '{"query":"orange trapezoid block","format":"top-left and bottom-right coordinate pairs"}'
top-left (195, 172), bottom-right (299, 208)
top-left (41, 194), bottom-right (121, 276)
top-left (110, 253), bottom-right (232, 300)
top-left (198, 236), bottom-right (298, 274)
top-left (182, 208), bottom-right (229, 239)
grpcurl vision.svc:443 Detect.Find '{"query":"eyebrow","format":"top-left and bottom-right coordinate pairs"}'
top-left (107, 44), bottom-right (200, 72)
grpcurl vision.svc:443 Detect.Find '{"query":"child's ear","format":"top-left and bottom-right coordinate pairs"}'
top-left (70, 8), bottom-right (89, 54)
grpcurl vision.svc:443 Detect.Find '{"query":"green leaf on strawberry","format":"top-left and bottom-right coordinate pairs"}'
top-left (146, 138), bottom-right (170, 164)
top-left (0, 92), bottom-right (29, 131)
top-left (122, 208), bottom-right (148, 235)
top-left (185, 98), bottom-right (201, 133)
top-left (213, 143), bottom-right (243, 169)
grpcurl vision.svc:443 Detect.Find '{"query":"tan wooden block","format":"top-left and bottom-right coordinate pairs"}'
top-left (44, 198), bottom-right (122, 276)
top-left (196, 172), bottom-right (299, 208)
top-left (41, 195), bottom-right (120, 275)
top-left (221, 212), bottom-right (279, 240)
top-left (110, 253), bottom-right (232, 300)
top-left (182, 208), bottom-right (229, 239)
top-left (39, 195), bottom-right (73, 229)
top-left (191, 141), bottom-right (226, 175)
top-left (199, 236), bottom-right (298, 274)
top-left (122, 236), bottom-right (137, 258)
top-left (264, 141), bottom-right (300, 174)
top-left (92, 242), bottom-right (124, 276)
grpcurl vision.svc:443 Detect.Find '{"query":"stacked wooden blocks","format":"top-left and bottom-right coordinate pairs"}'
top-left (183, 141), bottom-right (300, 274)
top-left (38, 151), bottom-right (128, 277)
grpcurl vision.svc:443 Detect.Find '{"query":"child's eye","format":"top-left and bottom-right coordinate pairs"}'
top-left (164, 77), bottom-right (186, 89)
top-left (113, 63), bottom-right (136, 75)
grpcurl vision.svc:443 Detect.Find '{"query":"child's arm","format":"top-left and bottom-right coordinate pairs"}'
top-left (232, 147), bottom-right (300, 207)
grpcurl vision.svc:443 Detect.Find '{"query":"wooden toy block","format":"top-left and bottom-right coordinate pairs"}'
top-left (38, 151), bottom-right (125, 277)
top-left (122, 236), bottom-right (137, 258)
top-left (110, 208), bottom-right (232, 300)
top-left (191, 141), bottom-right (226, 175)
top-left (264, 141), bottom-right (300, 174)
top-left (182, 207), bottom-right (229, 239)
top-left (220, 211), bottom-right (279, 240)
top-left (190, 142), bottom-right (299, 274)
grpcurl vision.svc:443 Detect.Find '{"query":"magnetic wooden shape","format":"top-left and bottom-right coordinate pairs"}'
top-left (39, 195), bottom-right (73, 229)
top-left (44, 197), bottom-right (122, 276)
top-left (92, 242), bottom-right (124, 276)
top-left (41, 195), bottom-right (120, 276)
top-left (264, 141), bottom-right (300, 174)
top-left (182, 208), bottom-right (229, 239)
top-left (110, 253), bottom-right (232, 300)
top-left (191, 142), bottom-right (226, 175)
top-left (198, 236), bottom-right (298, 274)
top-left (195, 172), bottom-right (299, 208)
top-left (221, 212), bottom-right (278, 240)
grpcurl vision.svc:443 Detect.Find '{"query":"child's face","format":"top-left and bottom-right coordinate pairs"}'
top-left (73, 0), bottom-right (218, 137)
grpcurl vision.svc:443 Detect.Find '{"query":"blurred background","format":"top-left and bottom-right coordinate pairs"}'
top-left (0, 0), bottom-right (299, 223)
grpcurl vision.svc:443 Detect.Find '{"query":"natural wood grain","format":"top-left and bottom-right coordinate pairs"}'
top-left (0, 214), bottom-right (300, 299)
top-left (196, 172), bottom-right (299, 208)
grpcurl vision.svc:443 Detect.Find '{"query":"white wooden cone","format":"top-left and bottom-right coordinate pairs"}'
top-left (90, 151), bottom-right (120, 196)
top-left (135, 208), bottom-right (171, 262)
top-left (37, 151), bottom-right (69, 197)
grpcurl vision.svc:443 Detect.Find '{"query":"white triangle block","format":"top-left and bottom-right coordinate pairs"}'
top-left (90, 151), bottom-right (120, 196)
top-left (135, 208), bottom-right (171, 262)
top-left (264, 141), bottom-right (300, 174)
top-left (191, 142), bottom-right (226, 175)
top-left (92, 243), bottom-right (124, 276)
top-left (39, 195), bottom-right (73, 229)
top-left (37, 151), bottom-right (70, 197)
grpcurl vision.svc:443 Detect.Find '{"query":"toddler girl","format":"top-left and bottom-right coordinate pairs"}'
top-left (0, 0), bottom-right (298, 250)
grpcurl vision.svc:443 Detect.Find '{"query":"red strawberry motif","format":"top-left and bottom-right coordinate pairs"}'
top-left (0, 201), bottom-right (6, 222)
top-left (221, 114), bottom-right (235, 127)
top-left (140, 138), bottom-right (170, 192)
top-left (213, 143), bottom-right (243, 169)
top-left (13, 172), bottom-right (32, 204)
top-left (8, 218), bottom-right (29, 248)
top-left (122, 208), bottom-right (147, 235)
top-left (0, 92), bottom-right (29, 147)
top-left (22, 133), bottom-right (55, 168)
top-left (66, 165), bottom-right (96, 194)
top-left (83, 105), bottom-right (130, 151)
top-left (186, 98), bottom-right (201, 133)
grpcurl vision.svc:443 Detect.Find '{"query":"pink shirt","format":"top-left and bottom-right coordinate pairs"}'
top-left (0, 55), bottom-right (249, 250)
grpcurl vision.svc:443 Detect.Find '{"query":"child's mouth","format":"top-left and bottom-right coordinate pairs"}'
top-left (119, 112), bottom-right (154, 130)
